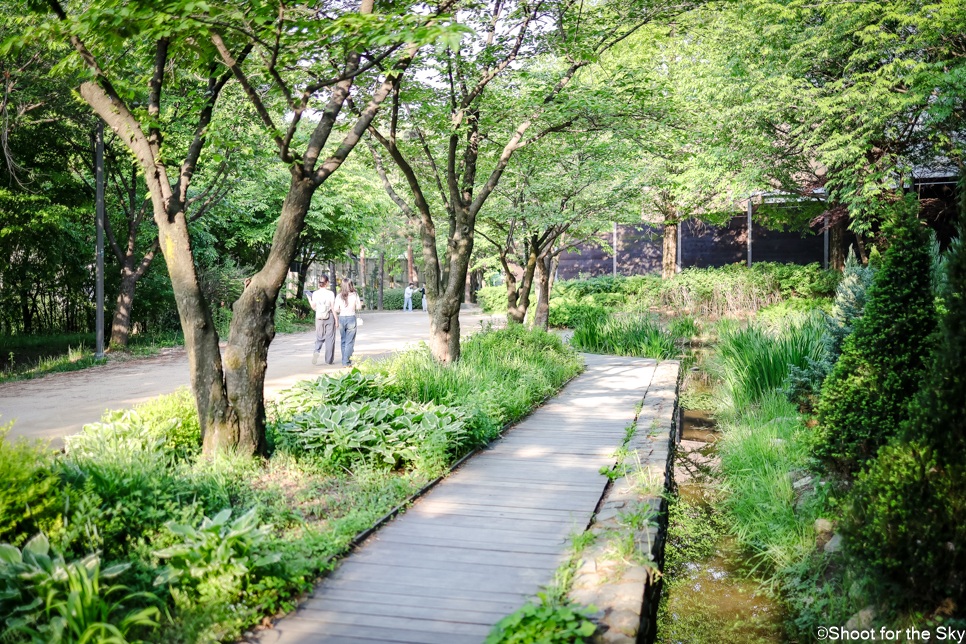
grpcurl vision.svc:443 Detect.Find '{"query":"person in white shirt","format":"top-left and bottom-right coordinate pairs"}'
top-left (404, 282), bottom-right (414, 312)
top-left (333, 278), bottom-right (363, 366)
top-left (310, 275), bottom-right (338, 365)
top-left (420, 283), bottom-right (428, 312)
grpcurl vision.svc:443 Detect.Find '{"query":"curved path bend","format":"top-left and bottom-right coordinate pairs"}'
top-left (0, 310), bottom-right (498, 444)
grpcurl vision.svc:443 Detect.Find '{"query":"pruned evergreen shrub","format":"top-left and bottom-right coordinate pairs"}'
top-left (815, 197), bottom-right (937, 471)
top-left (783, 249), bottom-right (876, 409)
top-left (844, 213), bottom-right (966, 607)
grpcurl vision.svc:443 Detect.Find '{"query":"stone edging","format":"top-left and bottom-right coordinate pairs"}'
top-left (568, 360), bottom-right (680, 644)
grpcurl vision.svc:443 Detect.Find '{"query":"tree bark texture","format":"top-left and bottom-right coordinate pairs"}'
top-left (502, 243), bottom-right (537, 324)
top-left (830, 218), bottom-right (847, 271)
top-left (533, 255), bottom-right (552, 331)
top-left (662, 218), bottom-right (678, 280)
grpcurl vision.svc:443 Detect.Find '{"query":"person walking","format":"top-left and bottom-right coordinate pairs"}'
top-left (310, 275), bottom-right (338, 365)
top-left (420, 284), bottom-right (428, 312)
top-left (404, 282), bottom-right (414, 312)
top-left (334, 278), bottom-right (363, 366)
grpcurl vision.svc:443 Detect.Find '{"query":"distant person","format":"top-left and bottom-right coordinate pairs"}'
top-left (334, 278), bottom-right (363, 367)
top-left (310, 275), bottom-right (337, 365)
top-left (421, 284), bottom-right (428, 312)
top-left (404, 282), bottom-right (414, 312)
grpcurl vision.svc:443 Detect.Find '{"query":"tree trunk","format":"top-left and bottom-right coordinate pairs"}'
top-left (295, 256), bottom-right (310, 300)
top-left (329, 261), bottom-right (337, 294)
top-left (505, 245), bottom-right (538, 324)
top-left (662, 216), bottom-right (678, 280)
top-left (533, 255), bottom-right (552, 331)
top-left (407, 237), bottom-right (415, 285)
top-left (830, 218), bottom-right (847, 271)
top-left (109, 263), bottom-right (138, 348)
top-left (378, 251), bottom-right (385, 309)
top-left (216, 178), bottom-right (317, 456)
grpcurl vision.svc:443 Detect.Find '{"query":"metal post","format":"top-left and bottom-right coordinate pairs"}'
top-left (95, 121), bottom-right (106, 359)
top-left (746, 196), bottom-right (753, 268)
top-left (823, 215), bottom-right (829, 270)
top-left (612, 222), bottom-right (618, 277)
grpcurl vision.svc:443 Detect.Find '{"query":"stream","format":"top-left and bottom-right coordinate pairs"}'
top-left (655, 408), bottom-right (788, 644)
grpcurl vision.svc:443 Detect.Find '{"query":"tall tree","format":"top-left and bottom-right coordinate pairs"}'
top-left (367, 0), bottom-right (695, 362)
top-left (8, 0), bottom-right (463, 455)
top-left (478, 135), bottom-right (640, 324)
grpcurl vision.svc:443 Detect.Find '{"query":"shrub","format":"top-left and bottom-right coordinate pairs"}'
top-left (571, 314), bottom-right (680, 359)
top-left (477, 285), bottom-right (508, 313)
top-left (0, 423), bottom-right (60, 547)
top-left (844, 213), bottom-right (966, 608)
top-left (711, 315), bottom-right (826, 414)
top-left (1, 533), bottom-right (159, 644)
top-left (364, 324), bottom-right (582, 436)
top-left (277, 400), bottom-right (467, 469)
top-left (115, 388), bottom-right (202, 457)
top-left (548, 298), bottom-right (598, 328)
top-left (816, 198), bottom-right (937, 471)
top-left (380, 287), bottom-right (423, 310)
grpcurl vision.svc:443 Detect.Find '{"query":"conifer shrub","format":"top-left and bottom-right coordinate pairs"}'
top-left (815, 197), bottom-right (936, 471)
top-left (844, 213), bottom-right (966, 607)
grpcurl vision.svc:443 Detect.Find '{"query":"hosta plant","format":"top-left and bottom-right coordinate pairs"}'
top-left (153, 508), bottom-right (281, 604)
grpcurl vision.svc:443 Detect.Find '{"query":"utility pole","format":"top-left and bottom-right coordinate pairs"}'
top-left (746, 196), bottom-right (753, 268)
top-left (95, 121), bottom-right (106, 359)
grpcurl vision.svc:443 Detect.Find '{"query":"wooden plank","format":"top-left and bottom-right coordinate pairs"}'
top-left (257, 357), bottom-right (661, 644)
top-left (296, 599), bottom-right (508, 625)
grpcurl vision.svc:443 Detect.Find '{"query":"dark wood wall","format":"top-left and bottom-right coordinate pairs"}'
top-left (558, 217), bottom-right (826, 279)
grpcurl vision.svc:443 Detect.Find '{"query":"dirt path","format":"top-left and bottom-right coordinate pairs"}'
top-left (0, 310), bottom-right (500, 445)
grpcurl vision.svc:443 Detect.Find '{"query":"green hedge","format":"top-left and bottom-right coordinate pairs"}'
top-left (380, 288), bottom-right (424, 310)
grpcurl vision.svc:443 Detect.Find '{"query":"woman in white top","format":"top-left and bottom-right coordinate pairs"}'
top-left (333, 279), bottom-right (363, 366)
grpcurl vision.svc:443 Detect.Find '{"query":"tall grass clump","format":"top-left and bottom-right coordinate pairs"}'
top-left (570, 314), bottom-right (679, 359)
top-left (711, 314), bottom-right (826, 414)
top-left (717, 393), bottom-right (819, 571)
top-left (363, 324), bottom-right (583, 438)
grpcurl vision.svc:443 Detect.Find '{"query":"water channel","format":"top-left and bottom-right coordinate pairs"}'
top-left (655, 407), bottom-right (788, 644)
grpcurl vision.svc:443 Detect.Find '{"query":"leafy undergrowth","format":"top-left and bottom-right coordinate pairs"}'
top-left (570, 313), bottom-right (692, 359)
top-left (0, 325), bottom-right (582, 644)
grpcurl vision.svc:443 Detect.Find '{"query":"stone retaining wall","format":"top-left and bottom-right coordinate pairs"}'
top-left (568, 360), bottom-right (680, 644)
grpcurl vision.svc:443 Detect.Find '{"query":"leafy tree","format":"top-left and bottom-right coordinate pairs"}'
top-left (477, 135), bottom-right (641, 327)
top-left (7, 0), bottom-right (463, 455)
top-left (367, 0), bottom-right (700, 363)
top-left (816, 196), bottom-right (936, 471)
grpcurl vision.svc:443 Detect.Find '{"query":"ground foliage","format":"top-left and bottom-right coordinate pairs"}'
top-left (0, 326), bottom-right (581, 643)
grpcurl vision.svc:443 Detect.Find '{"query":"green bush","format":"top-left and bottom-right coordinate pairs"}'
top-left (844, 213), bottom-right (966, 608)
top-left (380, 287), bottom-right (423, 310)
top-left (844, 443), bottom-right (966, 608)
top-left (711, 315), bottom-right (826, 414)
top-left (121, 388), bottom-right (201, 457)
top-left (364, 324), bottom-right (583, 436)
top-left (571, 314), bottom-right (680, 359)
top-left (277, 400), bottom-right (467, 469)
top-left (0, 424), bottom-right (60, 547)
top-left (477, 285), bottom-right (508, 313)
top-left (548, 298), bottom-right (599, 328)
top-left (816, 198), bottom-right (937, 471)
top-left (1, 533), bottom-right (159, 644)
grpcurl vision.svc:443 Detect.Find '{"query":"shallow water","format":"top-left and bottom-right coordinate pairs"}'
top-left (656, 410), bottom-right (787, 644)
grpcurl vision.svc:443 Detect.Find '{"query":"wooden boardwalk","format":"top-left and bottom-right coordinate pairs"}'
top-left (256, 354), bottom-right (662, 644)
